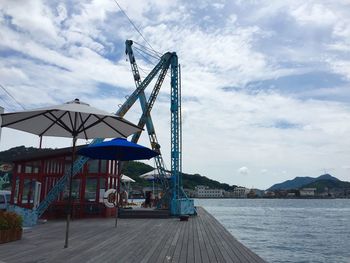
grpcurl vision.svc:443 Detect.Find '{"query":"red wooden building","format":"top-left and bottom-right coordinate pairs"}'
top-left (10, 146), bottom-right (119, 219)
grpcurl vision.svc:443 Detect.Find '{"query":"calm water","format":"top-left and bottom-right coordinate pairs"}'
top-left (194, 199), bottom-right (350, 263)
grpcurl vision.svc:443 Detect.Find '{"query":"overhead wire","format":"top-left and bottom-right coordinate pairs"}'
top-left (112, 0), bottom-right (161, 57)
top-left (133, 48), bottom-right (157, 67)
top-left (133, 41), bottom-right (162, 58)
top-left (0, 83), bottom-right (25, 110)
top-left (133, 46), bottom-right (160, 61)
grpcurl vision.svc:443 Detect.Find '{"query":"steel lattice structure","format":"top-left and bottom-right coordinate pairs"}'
top-left (31, 40), bottom-right (195, 221)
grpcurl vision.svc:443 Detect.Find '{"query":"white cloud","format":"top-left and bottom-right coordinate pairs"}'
top-left (291, 3), bottom-right (337, 26)
top-left (238, 167), bottom-right (249, 176)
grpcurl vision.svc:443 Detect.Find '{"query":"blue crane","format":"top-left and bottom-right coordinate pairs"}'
top-left (14, 40), bottom-right (194, 226)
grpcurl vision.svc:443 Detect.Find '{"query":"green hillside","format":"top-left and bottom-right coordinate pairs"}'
top-left (0, 145), bottom-right (53, 162)
top-left (122, 161), bottom-right (236, 190)
top-left (302, 179), bottom-right (350, 192)
top-left (182, 172), bottom-right (236, 191)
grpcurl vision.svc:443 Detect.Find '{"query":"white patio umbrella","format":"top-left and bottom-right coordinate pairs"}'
top-left (121, 174), bottom-right (135, 201)
top-left (139, 169), bottom-right (171, 180)
top-left (140, 169), bottom-right (171, 194)
top-left (108, 174), bottom-right (135, 184)
top-left (121, 174), bottom-right (135, 183)
top-left (0, 98), bottom-right (141, 248)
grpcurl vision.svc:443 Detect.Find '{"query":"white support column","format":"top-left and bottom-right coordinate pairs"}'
top-left (0, 106), bottom-right (4, 143)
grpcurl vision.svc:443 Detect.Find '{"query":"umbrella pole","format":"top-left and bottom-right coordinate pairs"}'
top-left (39, 136), bottom-right (42, 149)
top-left (64, 136), bottom-right (77, 248)
top-left (115, 161), bottom-right (122, 228)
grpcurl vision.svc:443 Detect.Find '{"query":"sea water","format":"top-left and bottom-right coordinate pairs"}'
top-left (194, 199), bottom-right (350, 263)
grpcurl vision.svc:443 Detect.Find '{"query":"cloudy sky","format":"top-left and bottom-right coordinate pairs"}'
top-left (1, 0), bottom-right (350, 189)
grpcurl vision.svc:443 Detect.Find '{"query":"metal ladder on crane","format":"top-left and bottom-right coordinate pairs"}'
top-left (124, 40), bottom-right (194, 215)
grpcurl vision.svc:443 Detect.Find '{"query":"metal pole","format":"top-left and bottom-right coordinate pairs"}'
top-left (0, 106), bottom-right (4, 144)
top-left (115, 161), bottom-right (122, 228)
top-left (64, 136), bottom-right (77, 248)
top-left (39, 136), bottom-right (43, 149)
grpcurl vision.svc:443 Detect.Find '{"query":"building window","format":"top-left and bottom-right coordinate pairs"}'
top-left (25, 165), bottom-right (32, 174)
top-left (99, 178), bottom-right (106, 202)
top-left (88, 160), bottom-right (99, 173)
top-left (85, 178), bottom-right (97, 202)
top-left (22, 179), bottom-right (33, 204)
top-left (64, 179), bottom-right (80, 201)
top-left (71, 179), bottom-right (80, 201)
top-left (14, 178), bottom-right (19, 203)
top-left (100, 160), bottom-right (107, 173)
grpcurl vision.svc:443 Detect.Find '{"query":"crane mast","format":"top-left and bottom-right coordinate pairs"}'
top-left (124, 40), bottom-right (169, 190)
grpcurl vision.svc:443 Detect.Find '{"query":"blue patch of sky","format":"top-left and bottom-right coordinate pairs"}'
top-left (185, 2), bottom-right (230, 31)
top-left (0, 49), bottom-right (70, 73)
top-left (96, 83), bottom-right (132, 99)
top-left (46, 0), bottom-right (81, 20)
top-left (273, 120), bottom-right (302, 130)
top-left (227, 4), bottom-right (336, 68)
top-left (182, 96), bottom-right (200, 103)
top-left (253, 119), bottom-right (302, 130)
top-left (0, 49), bottom-right (23, 58)
top-left (223, 71), bottom-right (350, 102)
top-left (97, 17), bottom-right (135, 62)
top-left (2, 14), bottom-right (24, 33)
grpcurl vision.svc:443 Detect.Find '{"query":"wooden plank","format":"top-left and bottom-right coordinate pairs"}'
top-left (140, 220), bottom-right (179, 263)
top-left (146, 219), bottom-right (179, 263)
top-left (200, 207), bottom-right (264, 263)
top-left (200, 208), bottom-right (242, 263)
top-left (178, 218), bottom-right (189, 263)
top-left (198, 210), bottom-right (227, 263)
top-left (170, 220), bottom-right (186, 262)
top-left (186, 217), bottom-right (195, 263)
top-left (192, 214), bottom-right (204, 263)
top-left (154, 220), bottom-right (182, 263)
top-left (194, 210), bottom-right (210, 263)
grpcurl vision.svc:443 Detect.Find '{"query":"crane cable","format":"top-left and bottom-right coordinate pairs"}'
top-left (133, 46), bottom-right (160, 62)
top-left (112, 0), bottom-right (161, 57)
top-left (0, 83), bottom-right (25, 110)
top-left (133, 41), bottom-right (162, 58)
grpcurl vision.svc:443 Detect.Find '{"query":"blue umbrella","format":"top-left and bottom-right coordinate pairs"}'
top-left (77, 137), bottom-right (159, 228)
top-left (77, 138), bottom-right (159, 160)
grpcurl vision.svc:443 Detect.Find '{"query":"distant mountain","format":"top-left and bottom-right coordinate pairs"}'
top-left (181, 172), bottom-right (236, 191)
top-left (268, 174), bottom-right (340, 190)
top-left (0, 146), bottom-right (53, 162)
top-left (302, 179), bottom-right (350, 192)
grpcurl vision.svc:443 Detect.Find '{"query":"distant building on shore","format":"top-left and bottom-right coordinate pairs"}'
top-left (195, 185), bottom-right (225, 198)
top-left (229, 187), bottom-right (250, 198)
top-left (299, 188), bottom-right (316, 197)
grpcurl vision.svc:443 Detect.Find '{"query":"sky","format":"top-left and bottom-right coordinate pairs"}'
top-left (0, 0), bottom-right (350, 189)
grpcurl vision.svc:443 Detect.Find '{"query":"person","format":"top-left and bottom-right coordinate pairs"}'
top-left (120, 190), bottom-right (128, 207)
top-left (150, 192), bottom-right (155, 207)
top-left (145, 191), bottom-right (151, 208)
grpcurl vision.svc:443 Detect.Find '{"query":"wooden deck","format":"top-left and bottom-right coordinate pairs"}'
top-left (0, 207), bottom-right (266, 263)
